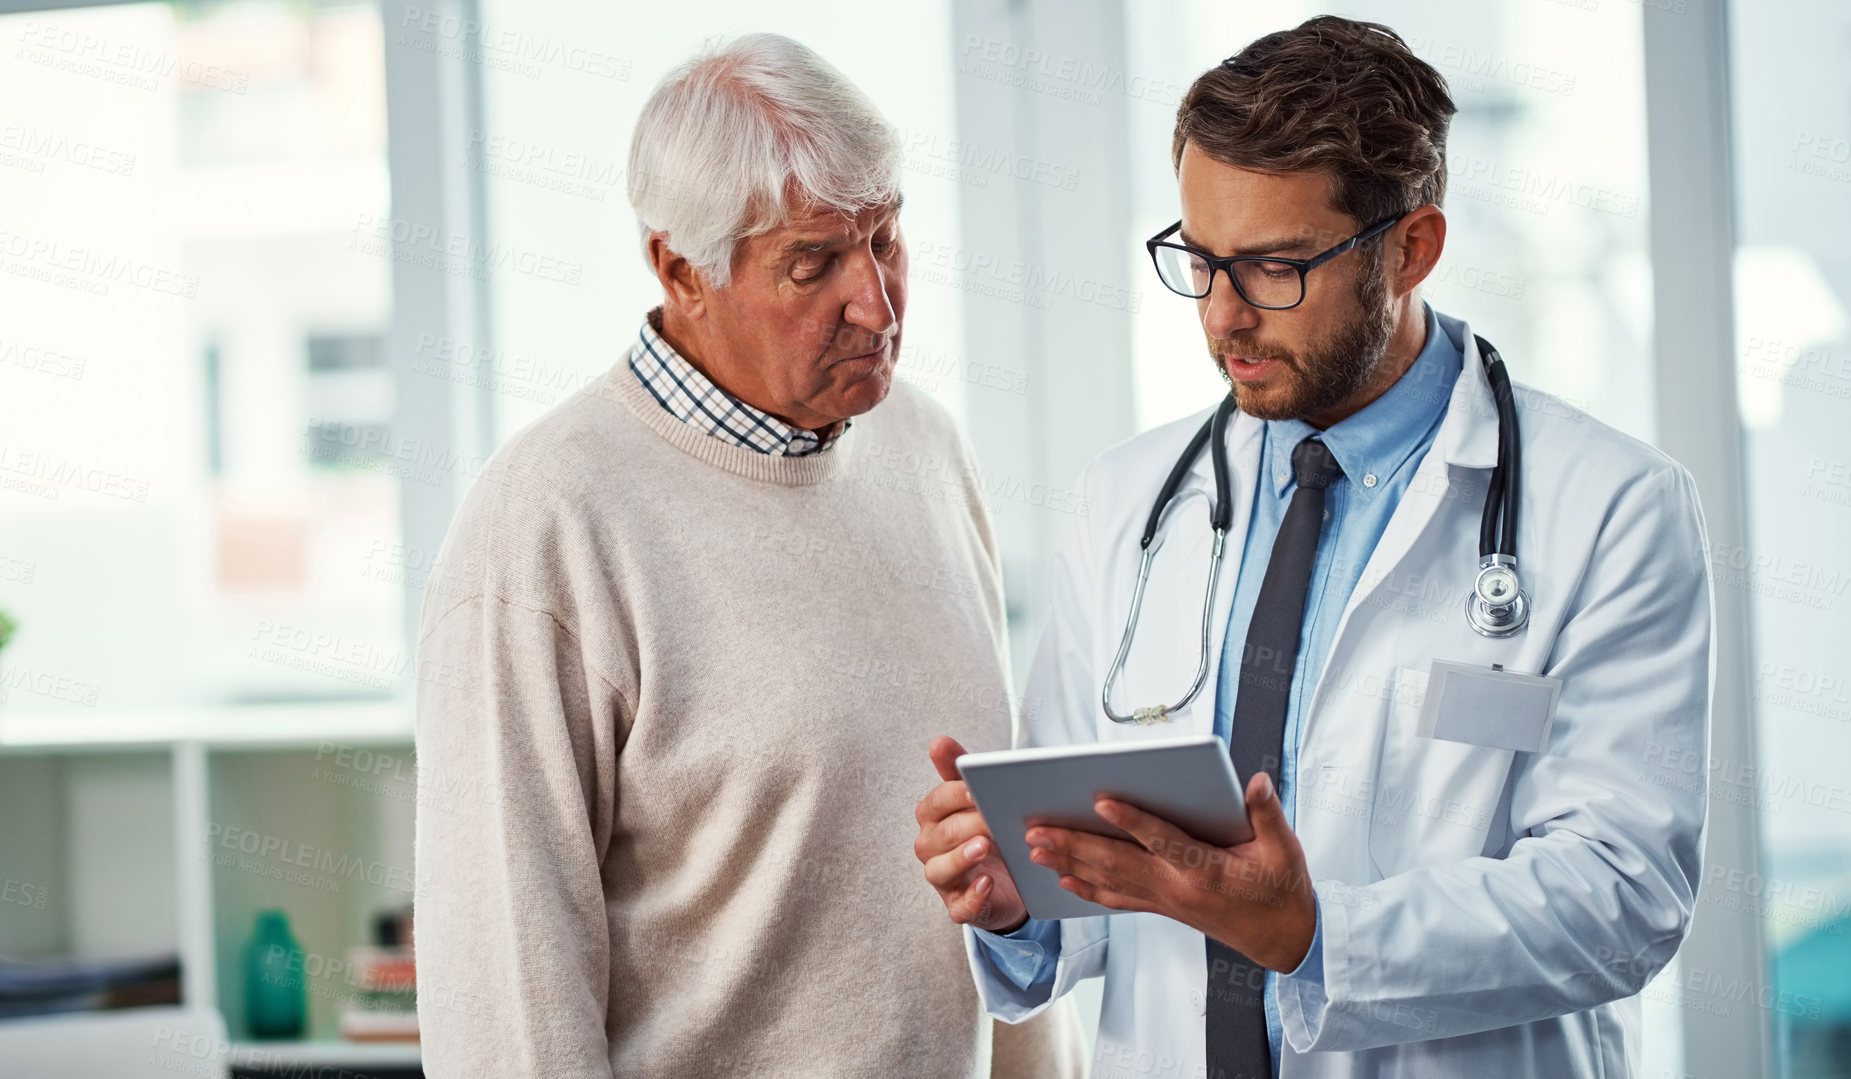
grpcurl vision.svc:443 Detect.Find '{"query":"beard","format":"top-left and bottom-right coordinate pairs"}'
top-left (1207, 246), bottom-right (1395, 422)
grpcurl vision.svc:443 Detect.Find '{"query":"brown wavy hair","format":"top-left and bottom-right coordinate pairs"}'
top-left (1171, 16), bottom-right (1457, 229)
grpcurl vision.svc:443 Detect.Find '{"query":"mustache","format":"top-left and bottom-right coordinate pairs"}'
top-left (1208, 335), bottom-right (1296, 367)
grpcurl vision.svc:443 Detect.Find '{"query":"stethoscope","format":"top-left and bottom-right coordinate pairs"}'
top-left (1101, 334), bottom-right (1528, 726)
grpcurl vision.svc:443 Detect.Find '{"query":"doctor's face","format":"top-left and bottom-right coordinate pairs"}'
top-left (1175, 144), bottom-right (1398, 427)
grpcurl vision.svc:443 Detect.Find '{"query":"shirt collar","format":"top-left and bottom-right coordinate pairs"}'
top-left (628, 308), bottom-right (849, 457)
top-left (1263, 302), bottom-right (1462, 498)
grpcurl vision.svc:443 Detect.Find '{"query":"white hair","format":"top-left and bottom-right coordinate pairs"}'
top-left (627, 33), bottom-right (902, 288)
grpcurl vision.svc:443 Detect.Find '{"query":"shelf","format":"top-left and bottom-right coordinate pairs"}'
top-left (0, 700), bottom-right (413, 754)
top-left (0, 710), bottom-right (422, 1074)
top-left (228, 1039), bottom-right (421, 1068)
top-left (0, 752), bottom-right (176, 963)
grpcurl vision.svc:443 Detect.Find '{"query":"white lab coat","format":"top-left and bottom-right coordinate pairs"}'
top-left (966, 314), bottom-right (1713, 1079)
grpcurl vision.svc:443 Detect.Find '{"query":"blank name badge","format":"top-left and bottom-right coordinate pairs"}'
top-left (1418, 659), bottom-right (1564, 754)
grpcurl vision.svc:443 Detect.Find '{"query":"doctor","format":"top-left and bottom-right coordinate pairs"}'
top-left (913, 15), bottom-right (1712, 1079)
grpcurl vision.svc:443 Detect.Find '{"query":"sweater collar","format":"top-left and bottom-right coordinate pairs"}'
top-left (609, 353), bottom-right (852, 487)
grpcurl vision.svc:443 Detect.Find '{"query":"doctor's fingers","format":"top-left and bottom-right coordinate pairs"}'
top-left (1030, 826), bottom-right (1151, 874)
top-left (1093, 798), bottom-right (1200, 859)
top-left (916, 811), bottom-right (991, 873)
top-left (1055, 874), bottom-right (1149, 914)
top-left (918, 832), bottom-right (1006, 892)
top-left (913, 779), bottom-right (976, 827)
top-left (930, 856), bottom-right (1022, 929)
top-left (1029, 838), bottom-right (1165, 899)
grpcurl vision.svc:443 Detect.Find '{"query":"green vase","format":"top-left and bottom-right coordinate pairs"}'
top-left (245, 909), bottom-right (307, 1039)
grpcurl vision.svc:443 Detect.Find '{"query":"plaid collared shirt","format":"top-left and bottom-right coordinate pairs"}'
top-left (628, 310), bottom-right (847, 456)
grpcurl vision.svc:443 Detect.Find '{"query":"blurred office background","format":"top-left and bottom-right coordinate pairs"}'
top-left (0, 0), bottom-right (1845, 1075)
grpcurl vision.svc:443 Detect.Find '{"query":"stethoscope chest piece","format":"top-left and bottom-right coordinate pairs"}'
top-left (1465, 555), bottom-right (1529, 637)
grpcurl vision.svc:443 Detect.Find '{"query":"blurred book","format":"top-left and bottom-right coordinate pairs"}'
top-left (0, 953), bottom-right (182, 1020)
top-left (338, 1005), bottom-right (419, 1042)
top-left (338, 909), bottom-right (416, 1042)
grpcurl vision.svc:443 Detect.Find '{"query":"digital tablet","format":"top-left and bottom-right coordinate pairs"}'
top-left (957, 735), bottom-right (1252, 920)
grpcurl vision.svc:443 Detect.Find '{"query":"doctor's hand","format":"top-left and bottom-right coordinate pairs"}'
top-left (914, 736), bottom-right (1030, 934)
top-left (1028, 771), bottom-right (1317, 973)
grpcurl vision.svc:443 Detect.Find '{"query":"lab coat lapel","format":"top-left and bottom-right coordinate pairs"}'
top-left (1299, 324), bottom-right (1502, 752)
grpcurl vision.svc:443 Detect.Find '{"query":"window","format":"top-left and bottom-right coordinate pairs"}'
top-left (0, 1), bottom-right (402, 714)
top-left (1729, 2), bottom-right (1851, 1075)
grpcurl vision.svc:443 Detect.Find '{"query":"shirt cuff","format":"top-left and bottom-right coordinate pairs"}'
top-left (971, 917), bottom-right (1062, 992)
top-left (1279, 895), bottom-right (1330, 1050)
top-left (1287, 896), bottom-right (1324, 980)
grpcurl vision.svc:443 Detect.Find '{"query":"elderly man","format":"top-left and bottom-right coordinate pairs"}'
top-left (412, 32), bottom-right (1082, 1078)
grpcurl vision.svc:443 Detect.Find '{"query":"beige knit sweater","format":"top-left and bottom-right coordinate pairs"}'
top-left (413, 357), bottom-right (1084, 1077)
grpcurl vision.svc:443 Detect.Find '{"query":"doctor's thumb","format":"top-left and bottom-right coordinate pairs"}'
top-left (928, 735), bottom-right (968, 783)
top-left (1245, 771), bottom-right (1288, 839)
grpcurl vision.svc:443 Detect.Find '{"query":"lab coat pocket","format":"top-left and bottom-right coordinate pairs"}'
top-left (1367, 665), bottom-right (1516, 880)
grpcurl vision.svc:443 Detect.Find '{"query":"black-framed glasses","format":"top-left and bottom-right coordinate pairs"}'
top-left (1145, 213), bottom-right (1405, 308)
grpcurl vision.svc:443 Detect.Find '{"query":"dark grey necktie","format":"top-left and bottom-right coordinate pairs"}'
top-left (1206, 436), bottom-right (1343, 1079)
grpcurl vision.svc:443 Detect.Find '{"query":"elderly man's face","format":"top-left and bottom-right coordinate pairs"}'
top-left (698, 199), bottom-right (906, 431)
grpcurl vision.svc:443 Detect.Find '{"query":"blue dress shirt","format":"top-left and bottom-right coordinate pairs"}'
top-left (974, 305), bottom-right (1464, 1073)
